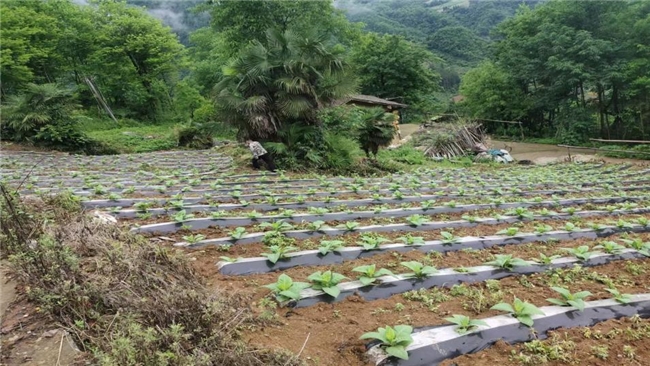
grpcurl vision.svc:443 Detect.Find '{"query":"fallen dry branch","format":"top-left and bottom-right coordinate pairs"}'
top-left (412, 122), bottom-right (487, 159)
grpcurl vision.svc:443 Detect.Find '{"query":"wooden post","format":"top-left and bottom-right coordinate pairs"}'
top-left (519, 122), bottom-right (525, 140)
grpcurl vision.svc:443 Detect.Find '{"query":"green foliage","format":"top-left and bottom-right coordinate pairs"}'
top-left (400, 261), bottom-right (437, 278)
top-left (547, 287), bottom-right (592, 311)
top-left (307, 270), bottom-right (347, 298)
top-left (352, 264), bottom-right (394, 286)
top-left (360, 325), bottom-right (413, 360)
top-left (444, 314), bottom-right (487, 334)
top-left (484, 255), bottom-right (529, 271)
top-left (264, 274), bottom-right (309, 302)
top-left (491, 298), bottom-right (545, 327)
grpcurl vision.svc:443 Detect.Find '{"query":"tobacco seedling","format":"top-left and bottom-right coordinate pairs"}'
top-left (401, 261), bottom-right (437, 279)
top-left (420, 200), bottom-right (437, 210)
top-left (318, 240), bottom-right (345, 255)
top-left (360, 325), bottom-right (413, 360)
top-left (496, 227), bottom-right (519, 236)
top-left (563, 222), bottom-right (579, 232)
top-left (593, 241), bottom-right (626, 254)
top-left (406, 214), bottom-right (428, 227)
top-left (620, 238), bottom-right (650, 256)
top-left (337, 221), bottom-right (360, 231)
top-left (445, 201), bottom-right (457, 208)
top-left (308, 207), bottom-right (329, 215)
top-left (538, 208), bottom-right (557, 217)
top-left (353, 264), bottom-right (394, 286)
top-left (561, 207), bottom-right (577, 215)
top-left (484, 255), bottom-right (529, 270)
top-left (505, 207), bottom-right (534, 219)
top-left (444, 314), bottom-right (487, 335)
top-left (534, 224), bottom-right (553, 234)
top-left (307, 271), bottom-right (347, 298)
top-left (359, 234), bottom-right (389, 250)
top-left (229, 227), bottom-right (247, 240)
top-left (491, 298), bottom-right (545, 327)
top-left (605, 288), bottom-right (632, 304)
top-left (171, 210), bottom-right (194, 223)
top-left (532, 253), bottom-right (560, 265)
top-left (547, 287), bottom-right (592, 311)
top-left (259, 220), bottom-right (294, 232)
top-left (261, 245), bottom-right (298, 264)
top-left (264, 274), bottom-right (309, 302)
top-left (440, 231), bottom-right (460, 245)
top-left (461, 215), bottom-right (478, 223)
top-left (587, 222), bottom-right (606, 231)
top-left (562, 245), bottom-right (599, 261)
top-left (613, 219), bottom-right (634, 229)
top-left (307, 220), bottom-right (327, 232)
top-left (399, 234), bottom-right (425, 246)
top-left (134, 201), bottom-right (153, 212)
top-left (636, 217), bottom-right (649, 227)
top-left (182, 234), bottom-right (206, 244)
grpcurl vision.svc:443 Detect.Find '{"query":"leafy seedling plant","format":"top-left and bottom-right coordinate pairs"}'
top-left (547, 287), bottom-right (592, 311)
top-left (337, 221), bottom-right (360, 231)
top-left (444, 314), bottom-right (487, 334)
top-left (562, 245), bottom-right (599, 261)
top-left (360, 325), bottom-right (413, 360)
top-left (401, 261), bottom-right (437, 279)
top-left (534, 224), bottom-right (553, 234)
top-left (532, 253), bottom-right (561, 265)
top-left (229, 227), bottom-right (247, 240)
top-left (307, 271), bottom-right (347, 298)
top-left (485, 255), bottom-right (529, 271)
top-left (594, 241), bottom-right (626, 254)
top-left (172, 210), bottom-right (194, 223)
top-left (496, 227), bottom-right (520, 236)
top-left (399, 234), bottom-right (425, 246)
top-left (406, 214), bottom-right (428, 227)
top-left (318, 240), bottom-right (345, 255)
top-left (506, 207), bottom-right (534, 219)
top-left (440, 231), bottom-right (460, 245)
top-left (264, 274), bottom-right (309, 302)
top-left (259, 220), bottom-right (294, 232)
top-left (605, 288), bottom-right (632, 304)
top-left (359, 234), bottom-right (389, 250)
top-left (620, 238), bottom-right (650, 256)
top-left (353, 264), bottom-right (394, 286)
top-left (491, 298), bottom-right (545, 327)
top-left (182, 234), bottom-right (206, 244)
top-left (261, 245), bottom-right (298, 264)
top-left (307, 220), bottom-right (327, 232)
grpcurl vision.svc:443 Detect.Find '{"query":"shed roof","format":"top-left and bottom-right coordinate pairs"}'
top-left (337, 94), bottom-right (408, 108)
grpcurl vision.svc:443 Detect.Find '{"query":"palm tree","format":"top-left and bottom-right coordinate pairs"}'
top-left (357, 107), bottom-right (395, 159)
top-left (213, 27), bottom-right (357, 140)
top-left (2, 83), bottom-right (78, 142)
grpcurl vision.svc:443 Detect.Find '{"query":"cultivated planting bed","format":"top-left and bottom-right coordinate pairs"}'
top-left (5, 151), bottom-right (650, 366)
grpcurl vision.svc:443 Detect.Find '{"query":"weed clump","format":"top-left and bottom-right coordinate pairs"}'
top-left (0, 186), bottom-right (302, 366)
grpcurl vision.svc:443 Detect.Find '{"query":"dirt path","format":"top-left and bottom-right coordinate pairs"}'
top-left (1, 262), bottom-right (80, 365)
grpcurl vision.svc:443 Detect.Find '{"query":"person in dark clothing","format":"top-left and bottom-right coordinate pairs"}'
top-left (246, 140), bottom-right (276, 171)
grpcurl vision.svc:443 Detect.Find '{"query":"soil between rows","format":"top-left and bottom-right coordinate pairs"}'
top-left (234, 259), bottom-right (650, 366)
top-left (440, 316), bottom-right (650, 366)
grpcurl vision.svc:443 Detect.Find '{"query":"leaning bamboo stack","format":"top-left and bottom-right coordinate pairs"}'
top-left (412, 122), bottom-right (487, 159)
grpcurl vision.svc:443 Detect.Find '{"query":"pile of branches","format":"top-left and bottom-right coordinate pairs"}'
top-left (412, 122), bottom-right (487, 159)
top-left (0, 185), bottom-right (302, 366)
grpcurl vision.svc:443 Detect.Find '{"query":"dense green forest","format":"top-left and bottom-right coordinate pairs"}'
top-left (1, 0), bottom-right (648, 164)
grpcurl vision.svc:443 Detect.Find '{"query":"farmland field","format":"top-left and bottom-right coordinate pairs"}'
top-left (2, 150), bottom-right (650, 366)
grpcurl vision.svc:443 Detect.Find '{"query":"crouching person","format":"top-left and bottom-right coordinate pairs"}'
top-left (246, 140), bottom-right (276, 172)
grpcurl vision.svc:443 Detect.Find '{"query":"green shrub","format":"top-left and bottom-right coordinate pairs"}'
top-left (176, 121), bottom-right (214, 149)
top-left (378, 145), bottom-right (426, 165)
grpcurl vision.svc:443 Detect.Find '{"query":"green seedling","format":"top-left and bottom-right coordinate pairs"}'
top-left (259, 220), bottom-right (294, 232)
top-left (462, 215), bottom-right (479, 223)
top-left (534, 224), bottom-right (553, 234)
top-left (613, 219), bottom-right (634, 229)
top-left (171, 210), bottom-right (194, 223)
top-left (505, 207), bottom-right (534, 219)
top-left (620, 238), bottom-right (650, 256)
top-left (445, 201), bottom-right (457, 208)
top-left (307, 271), bottom-right (347, 298)
top-left (210, 210), bottom-right (227, 219)
top-left (538, 208), bottom-right (557, 216)
top-left (605, 288), bottom-right (632, 304)
top-left (532, 253), bottom-right (561, 265)
top-left (399, 234), bottom-right (425, 246)
top-left (593, 241), bottom-right (626, 254)
top-left (261, 245), bottom-right (297, 264)
top-left (420, 200), bottom-right (437, 210)
top-left (245, 210), bottom-right (263, 219)
top-left (564, 222), bottom-right (578, 232)
top-left (337, 221), bottom-right (360, 231)
top-left (182, 234), bottom-right (206, 244)
top-left (484, 254), bottom-right (529, 270)
top-left (444, 314), bottom-right (487, 335)
top-left (352, 264), bottom-right (394, 286)
top-left (307, 220), bottom-right (327, 232)
top-left (406, 214), bottom-right (428, 227)
top-left (491, 298), bottom-right (545, 327)
top-left (279, 209), bottom-right (295, 218)
top-left (636, 217), bottom-right (649, 227)
top-left (562, 245), bottom-right (599, 261)
top-left (401, 261), bottom-right (437, 278)
top-left (263, 274), bottom-right (309, 302)
top-left (496, 227), bottom-right (519, 236)
top-left (440, 231), bottom-right (460, 245)
top-left (308, 207), bottom-right (329, 215)
top-left (134, 201), bottom-right (153, 212)
top-left (547, 287), bottom-right (592, 311)
top-left (561, 207), bottom-right (577, 215)
top-left (360, 325), bottom-right (413, 360)
top-left (359, 234), bottom-right (389, 250)
top-left (318, 240), bottom-right (345, 255)
top-left (587, 222), bottom-right (606, 230)
top-left (229, 227), bottom-right (247, 240)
